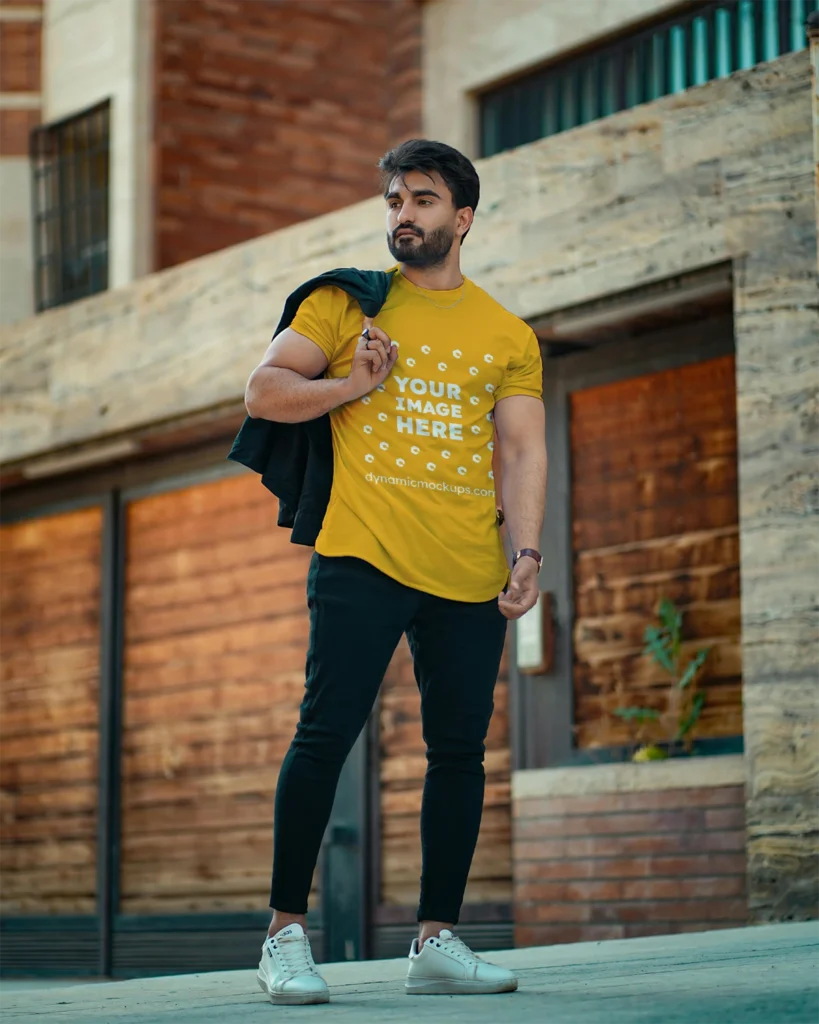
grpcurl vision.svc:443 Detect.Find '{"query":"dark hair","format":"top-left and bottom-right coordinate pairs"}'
top-left (378, 139), bottom-right (480, 242)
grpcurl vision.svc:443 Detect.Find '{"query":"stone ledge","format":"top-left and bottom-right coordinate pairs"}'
top-left (512, 755), bottom-right (746, 801)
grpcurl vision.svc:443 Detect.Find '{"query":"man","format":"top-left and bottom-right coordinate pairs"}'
top-left (246, 139), bottom-right (546, 1005)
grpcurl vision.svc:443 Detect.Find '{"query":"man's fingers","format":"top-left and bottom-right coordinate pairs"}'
top-left (358, 331), bottom-right (389, 369)
top-left (366, 325), bottom-right (392, 345)
top-left (497, 591), bottom-right (536, 620)
top-left (366, 350), bottom-right (385, 372)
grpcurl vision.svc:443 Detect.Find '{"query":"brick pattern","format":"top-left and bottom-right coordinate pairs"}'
top-left (386, 0), bottom-right (422, 145)
top-left (513, 783), bottom-right (748, 947)
top-left (0, 18), bottom-right (40, 91)
top-left (0, 3), bottom-right (42, 156)
top-left (154, 0), bottom-right (422, 270)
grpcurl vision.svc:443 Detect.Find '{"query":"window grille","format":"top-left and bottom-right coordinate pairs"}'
top-left (480, 0), bottom-right (818, 158)
top-left (30, 101), bottom-right (110, 312)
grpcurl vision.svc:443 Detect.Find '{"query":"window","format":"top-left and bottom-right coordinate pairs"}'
top-left (30, 101), bottom-right (110, 312)
top-left (480, 0), bottom-right (818, 158)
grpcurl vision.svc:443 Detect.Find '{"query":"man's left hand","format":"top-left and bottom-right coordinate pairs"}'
top-left (498, 557), bottom-right (540, 620)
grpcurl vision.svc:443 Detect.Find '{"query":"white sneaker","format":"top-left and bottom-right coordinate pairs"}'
top-left (405, 928), bottom-right (518, 995)
top-left (256, 923), bottom-right (330, 1005)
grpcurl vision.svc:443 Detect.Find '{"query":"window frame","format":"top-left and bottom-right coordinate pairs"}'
top-left (479, 0), bottom-right (817, 158)
top-left (30, 100), bottom-right (111, 313)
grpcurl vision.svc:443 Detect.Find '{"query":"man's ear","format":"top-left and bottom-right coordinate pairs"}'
top-left (456, 206), bottom-right (474, 239)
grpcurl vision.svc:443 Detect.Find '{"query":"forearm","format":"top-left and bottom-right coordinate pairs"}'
top-left (245, 366), bottom-right (354, 423)
top-left (500, 445), bottom-right (547, 553)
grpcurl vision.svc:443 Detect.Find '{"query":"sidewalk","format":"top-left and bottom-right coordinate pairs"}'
top-left (2, 922), bottom-right (817, 1023)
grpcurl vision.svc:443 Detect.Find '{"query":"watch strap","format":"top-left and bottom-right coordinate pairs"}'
top-left (514, 548), bottom-right (543, 570)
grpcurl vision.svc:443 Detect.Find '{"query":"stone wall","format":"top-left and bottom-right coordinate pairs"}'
top-left (0, 0), bottom-right (42, 325)
top-left (421, 0), bottom-right (680, 156)
top-left (154, 0), bottom-right (422, 270)
top-left (1, 51), bottom-right (817, 923)
top-left (43, 0), bottom-right (154, 288)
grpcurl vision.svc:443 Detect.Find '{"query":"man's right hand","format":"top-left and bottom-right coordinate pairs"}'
top-left (344, 318), bottom-right (398, 401)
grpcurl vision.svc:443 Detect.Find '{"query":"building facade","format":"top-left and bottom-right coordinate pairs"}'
top-left (1, 0), bottom-right (817, 978)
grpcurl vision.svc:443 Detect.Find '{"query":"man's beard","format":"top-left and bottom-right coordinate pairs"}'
top-left (387, 224), bottom-right (455, 268)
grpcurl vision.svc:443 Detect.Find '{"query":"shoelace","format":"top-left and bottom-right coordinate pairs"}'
top-left (434, 934), bottom-right (484, 964)
top-left (272, 935), bottom-right (318, 977)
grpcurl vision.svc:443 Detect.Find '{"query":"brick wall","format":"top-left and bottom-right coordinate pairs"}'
top-left (0, 0), bottom-right (42, 156)
top-left (154, 0), bottom-right (422, 270)
top-left (513, 779), bottom-right (748, 947)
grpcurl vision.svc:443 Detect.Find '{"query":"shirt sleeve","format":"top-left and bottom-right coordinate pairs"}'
top-left (289, 286), bottom-right (350, 363)
top-left (494, 327), bottom-right (543, 403)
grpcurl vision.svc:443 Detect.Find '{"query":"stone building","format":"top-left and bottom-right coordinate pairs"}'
top-left (1, 0), bottom-right (817, 978)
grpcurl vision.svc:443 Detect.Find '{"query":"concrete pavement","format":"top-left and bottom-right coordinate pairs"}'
top-left (1, 921), bottom-right (817, 1023)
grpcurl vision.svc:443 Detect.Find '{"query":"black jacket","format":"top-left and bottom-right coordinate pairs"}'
top-left (227, 267), bottom-right (396, 546)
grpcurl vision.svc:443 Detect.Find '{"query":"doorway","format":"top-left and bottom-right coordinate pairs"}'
top-left (519, 307), bottom-right (744, 768)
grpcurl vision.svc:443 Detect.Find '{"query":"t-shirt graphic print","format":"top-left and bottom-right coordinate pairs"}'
top-left (290, 271), bottom-right (542, 602)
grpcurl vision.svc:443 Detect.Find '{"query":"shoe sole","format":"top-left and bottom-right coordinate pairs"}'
top-left (257, 970), bottom-right (330, 1005)
top-left (405, 976), bottom-right (518, 995)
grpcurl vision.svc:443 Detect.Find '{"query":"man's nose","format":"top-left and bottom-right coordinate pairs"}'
top-left (396, 205), bottom-right (413, 223)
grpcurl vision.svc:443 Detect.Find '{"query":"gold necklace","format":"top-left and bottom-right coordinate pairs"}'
top-left (404, 276), bottom-right (466, 311)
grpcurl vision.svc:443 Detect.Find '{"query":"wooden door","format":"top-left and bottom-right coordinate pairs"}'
top-left (119, 471), bottom-right (313, 916)
top-left (570, 354), bottom-right (743, 749)
top-left (0, 507), bottom-right (103, 917)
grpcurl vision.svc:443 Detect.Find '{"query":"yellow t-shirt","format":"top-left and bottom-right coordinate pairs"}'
top-left (290, 270), bottom-right (543, 602)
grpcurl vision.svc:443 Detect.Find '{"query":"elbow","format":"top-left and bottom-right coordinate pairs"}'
top-left (244, 369), bottom-right (266, 419)
top-left (501, 440), bottom-right (545, 467)
top-left (244, 384), bottom-right (259, 419)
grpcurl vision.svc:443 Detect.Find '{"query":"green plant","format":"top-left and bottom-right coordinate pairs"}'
top-left (614, 598), bottom-right (711, 759)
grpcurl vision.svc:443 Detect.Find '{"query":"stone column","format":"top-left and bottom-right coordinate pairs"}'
top-left (739, 19), bottom-right (819, 923)
top-left (809, 12), bottom-right (819, 271)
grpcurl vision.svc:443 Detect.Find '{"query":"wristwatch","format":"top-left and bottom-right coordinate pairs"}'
top-left (513, 548), bottom-right (543, 571)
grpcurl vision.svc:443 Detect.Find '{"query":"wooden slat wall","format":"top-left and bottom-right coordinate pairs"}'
top-left (570, 355), bottom-right (742, 748)
top-left (379, 639), bottom-right (512, 908)
top-left (0, 507), bottom-right (103, 914)
top-left (120, 474), bottom-right (312, 914)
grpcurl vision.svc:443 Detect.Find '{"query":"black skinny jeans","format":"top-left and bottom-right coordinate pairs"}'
top-left (270, 553), bottom-right (507, 925)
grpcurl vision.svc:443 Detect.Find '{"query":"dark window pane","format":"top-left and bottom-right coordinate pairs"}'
top-left (478, 1), bottom-right (808, 158)
top-left (29, 101), bottom-right (110, 312)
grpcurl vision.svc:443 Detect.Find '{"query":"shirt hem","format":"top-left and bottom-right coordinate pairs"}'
top-left (314, 541), bottom-right (508, 604)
